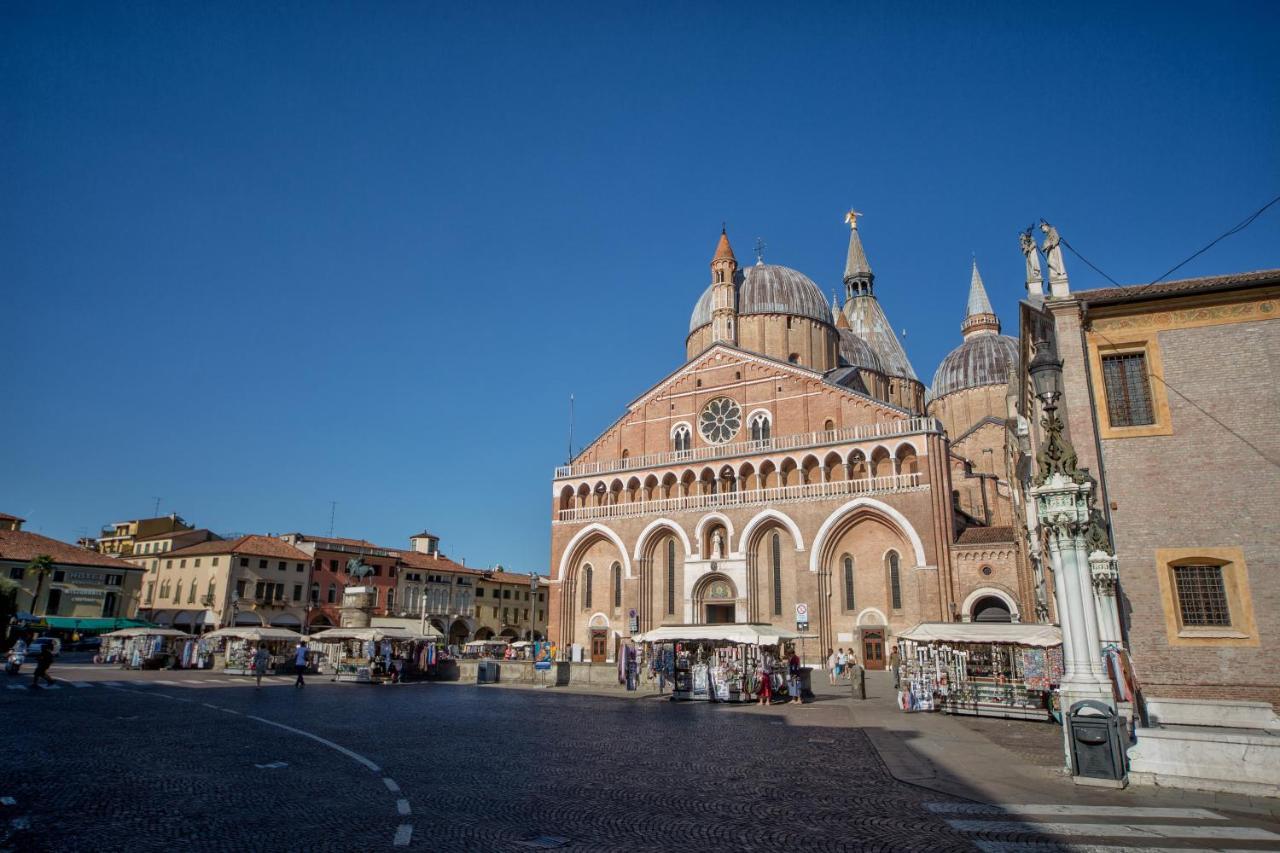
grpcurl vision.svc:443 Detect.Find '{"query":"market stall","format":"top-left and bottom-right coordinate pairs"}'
top-left (632, 624), bottom-right (800, 703)
top-left (309, 626), bottom-right (439, 683)
top-left (201, 626), bottom-right (306, 675)
top-left (896, 622), bottom-right (1063, 721)
top-left (99, 628), bottom-right (190, 670)
top-left (462, 639), bottom-right (510, 659)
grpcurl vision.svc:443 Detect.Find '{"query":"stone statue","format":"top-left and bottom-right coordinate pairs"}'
top-left (711, 531), bottom-right (724, 560)
top-left (1039, 220), bottom-right (1068, 284)
top-left (1020, 226), bottom-right (1044, 290)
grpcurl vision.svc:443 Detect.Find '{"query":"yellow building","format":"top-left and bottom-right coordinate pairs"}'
top-left (82, 513), bottom-right (195, 557)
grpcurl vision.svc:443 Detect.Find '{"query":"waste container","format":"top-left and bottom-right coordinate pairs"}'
top-left (1067, 700), bottom-right (1127, 783)
top-left (477, 661), bottom-right (501, 684)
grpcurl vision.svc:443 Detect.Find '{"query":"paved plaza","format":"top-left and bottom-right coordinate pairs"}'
top-left (2, 665), bottom-right (1279, 852)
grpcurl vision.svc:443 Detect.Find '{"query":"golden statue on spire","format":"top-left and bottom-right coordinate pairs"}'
top-left (844, 209), bottom-right (862, 230)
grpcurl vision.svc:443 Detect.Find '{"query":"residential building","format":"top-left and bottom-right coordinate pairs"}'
top-left (278, 533), bottom-right (402, 631)
top-left (140, 535), bottom-right (313, 632)
top-left (1, 515), bottom-right (144, 624)
top-left (80, 513), bottom-right (195, 556)
top-left (473, 568), bottom-right (545, 643)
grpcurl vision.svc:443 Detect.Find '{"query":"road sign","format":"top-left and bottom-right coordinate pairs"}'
top-left (795, 602), bottom-right (809, 630)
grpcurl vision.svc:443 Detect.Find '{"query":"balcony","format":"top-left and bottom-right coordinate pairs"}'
top-left (553, 417), bottom-right (941, 480)
top-left (555, 471), bottom-right (925, 523)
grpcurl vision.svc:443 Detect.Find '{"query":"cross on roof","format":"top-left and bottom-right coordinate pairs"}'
top-left (754, 237), bottom-right (766, 264)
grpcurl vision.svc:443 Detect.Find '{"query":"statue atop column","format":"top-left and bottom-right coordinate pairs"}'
top-left (1039, 220), bottom-right (1070, 296)
top-left (1020, 225), bottom-right (1045, 298)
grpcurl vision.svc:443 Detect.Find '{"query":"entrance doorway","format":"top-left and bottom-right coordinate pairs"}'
top-left (589, 629), bottom-right (607, 663)
top-left (704, 603), bottom-right (735, 624)
top-left (862, 629), bottom-right (886, 670)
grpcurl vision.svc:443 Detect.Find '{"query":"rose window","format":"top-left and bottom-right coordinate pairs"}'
top-left (698, 397), bottom-right (741, 445)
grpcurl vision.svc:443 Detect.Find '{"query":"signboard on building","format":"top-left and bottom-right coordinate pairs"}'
top-left (628, 609), bottom-right (638, 634)
top-left (795, 602), bottom-right (809, 631)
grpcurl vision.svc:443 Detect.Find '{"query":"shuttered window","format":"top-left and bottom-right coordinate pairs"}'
top-left (842, 555), bottom-right (855, 611)
top-left (888, 551), bottom-right (902, 610)
top-left (1102, 352), bottom-right (1155, 427)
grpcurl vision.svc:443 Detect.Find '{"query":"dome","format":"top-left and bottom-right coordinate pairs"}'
top-left (837, 329), bottom-right (886, 374)
top-left (689, 264), bottom-right (831, 333)
top-left (929, 334), bottom-right (1019, 400)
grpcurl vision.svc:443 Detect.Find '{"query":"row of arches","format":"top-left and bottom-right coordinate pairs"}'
top-left (559, 443), bottom-right (921, 511)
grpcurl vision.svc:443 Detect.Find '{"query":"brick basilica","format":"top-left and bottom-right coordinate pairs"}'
top-left (547, 214), bottom-right (1036, 666)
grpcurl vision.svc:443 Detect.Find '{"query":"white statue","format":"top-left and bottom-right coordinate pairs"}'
top-left (1039, 220), bottom-right (1068, 283)
top-left (1020, 226), bottom-right (1044, 294)
top-left (711, 531), bottom-right (724, 560)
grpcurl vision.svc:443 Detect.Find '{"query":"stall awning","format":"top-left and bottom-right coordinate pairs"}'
top-left (101, 628), bottom-right (189, 639)
top-left (633, 624), bottom-right (801, 645)
top-left (897, 622), bottom-right (1062, 647)
top-left (202, 627), bottom-right (304, 642)
top-left (308, 627), bottom-right (433, 643)
top-left (42, 617), bottom-right (158, 632)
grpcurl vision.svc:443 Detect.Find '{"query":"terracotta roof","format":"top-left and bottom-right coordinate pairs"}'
top-left (395, 550), bottom-right (477, 575)
top-left (955, 526), bottom-right (1017, 545)
top-left (290, 534), bottom-right (390, 551)
top-left (713, 229), bottom-right (735, 262)
top-left (1074, 269), bottom-right (1280, 306)
top-left (163, 535), bottom-right (312, 562)
top-left (134, 528), bottom-right (219, 543)
top-left (0, 512), bottom-right (25, 522)
top-left (0, 529), bottom-right (143, 572)
top-left (409, 531), bottom-right (437, 539)
top-left (481, 569), bottom-right (540, 586)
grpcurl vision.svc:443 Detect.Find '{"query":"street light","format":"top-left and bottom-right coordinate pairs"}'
top-left (1028, 337), bottom-right (1064, 410)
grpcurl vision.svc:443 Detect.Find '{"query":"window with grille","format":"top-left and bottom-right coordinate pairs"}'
top-left (612, 562), bottom-right (621, 608)
top-left (1102, 352), bottom-right (1155, 427)
top-left (887, 551), bottom-right (902, 610)
top-left (1173, 564), bottom-right (1231, 627)
top-left (666, 538), bottom-right (676, 614)
top-left (842, 555), bottom-right (855, 611)
top-left (771, 533), bottom-right (782, 616)
top-left (582, 564), bottom-right (593, 609)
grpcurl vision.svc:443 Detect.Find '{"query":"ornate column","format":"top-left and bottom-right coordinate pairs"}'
top-left (1089, 548), bottom-right (1122, 647)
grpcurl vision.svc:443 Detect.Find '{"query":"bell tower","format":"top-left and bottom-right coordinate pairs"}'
top-left (710, 227), bottom-right (738, 345)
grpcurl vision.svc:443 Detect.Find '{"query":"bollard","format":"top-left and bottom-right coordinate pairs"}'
top-left (851, 665), bottom-right (866, 700)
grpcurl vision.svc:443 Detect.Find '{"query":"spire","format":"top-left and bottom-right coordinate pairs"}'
top-left (842, 209), bottom-right (874, 296)
top-left (714, 228), bottom-right (735, 263)
top-left (961, 258), bottom-right (1000, 339)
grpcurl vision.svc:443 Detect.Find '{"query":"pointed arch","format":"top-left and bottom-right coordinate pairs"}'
top-left (633, 518), bottom-right (692, 565)
top-left (693, 512), bottom-right (736, 557)
top-left (808, 497), bottom-right (927, 574)
top-left (558, 523), bottom-right (631, 582)
top-left (738, 508), bottom-right (805, 553)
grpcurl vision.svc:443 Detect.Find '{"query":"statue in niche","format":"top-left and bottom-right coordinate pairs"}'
top-left (711, 531), bottom-right (724, 560)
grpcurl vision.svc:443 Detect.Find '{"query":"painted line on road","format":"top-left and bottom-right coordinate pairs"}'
top-left (971, 843), bottom-right (1259, 853)
top-left (246, 715), bottom-right (381, 774)
top-left (7, 685), bottom-right (26, 691)
top-left (220, 707), bottom-right (241, 715)
top-left (946, 820), bottom-right (1280, 841)
top-left (393, 824), bottom-right (413, 846)
top-left (382, 777), bottom-right (400, 793)
top-left (928, 803), bottom-right (1227, 820)
top-left (396, 799), bottom-right (411, 815)
top-left (0, 797), bottom-right (15, 806)
top-left (71, 682), bottom-right (93, 688)
top-left (201, 703), bottom-right (220, 709)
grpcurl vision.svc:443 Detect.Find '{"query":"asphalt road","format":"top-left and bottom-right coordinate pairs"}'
top-left (2, 666), bottom-right (1278, 852)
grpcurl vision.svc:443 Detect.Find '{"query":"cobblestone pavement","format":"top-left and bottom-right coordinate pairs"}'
top-left (2, 668), bottom-right (1278, 852)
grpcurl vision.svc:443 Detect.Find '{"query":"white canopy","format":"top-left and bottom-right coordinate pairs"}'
top-left (202, 626), bottom-right (304, 642)
top-left (897, 622), bottom-right (1062, 647)
top-left (510, 641), bottom-right (532, 648)
top-left (633, 624), bottom-right (800, 645)
top-left (101, 628), bottom-right (189, 639)
top-left (465, 638), bottom-right (510, 648)
top-left (308, 627), bottom-right (434, 643)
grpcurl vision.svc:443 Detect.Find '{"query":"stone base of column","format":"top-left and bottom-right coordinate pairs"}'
top-left (1059, 678), bottom-right (1115, 713)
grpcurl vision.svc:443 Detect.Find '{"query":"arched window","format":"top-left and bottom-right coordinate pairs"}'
top-left (788, 353), bottom-right (800, 365)
top-left (771, 532), bottom-right (782, 616)
top-left (887, 550), bottom-right (902, 610)
top-left (749, 411), bottom-right (772, 442)
top-left (612, 561), bottom-right (622, 608)
top-left (673, 424), bottom-right (692, 453)
top-left (824, 418), bottom-right (835, 433)
top-left (666, 538), bottom-right (676, 615)
top-left (842, 554), bottom-right (855, 611)
top-left (328, 583), bottom-right (337, 603)
top-left (582, 564), bottom-right (593, 609)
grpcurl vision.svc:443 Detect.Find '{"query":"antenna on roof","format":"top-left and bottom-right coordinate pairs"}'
top-left (328, 501), bottom-right (337, 538)
top-left (153, 497), bottom-right (161, 516)
top-left (567, 393), bottom-right (575, 464)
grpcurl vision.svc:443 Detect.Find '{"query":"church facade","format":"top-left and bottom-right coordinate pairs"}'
top-left (547, 216), bottom-right (1034, 666)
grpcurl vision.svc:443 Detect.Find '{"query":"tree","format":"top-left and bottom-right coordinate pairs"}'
top-left (26, 555), bottom-right (55, 615)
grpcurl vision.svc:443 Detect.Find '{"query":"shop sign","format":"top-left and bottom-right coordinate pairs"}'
top-left (68, 572), bottom-right (105, 584)
top-left (534, 661), bottom-right (551, 671)
top-left (628, 609), bottom-right (638, 633)
top-left (795, 602), bottom-right (809, 630)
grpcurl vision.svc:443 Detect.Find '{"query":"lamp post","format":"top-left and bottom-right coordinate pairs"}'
top-left (1027, 339), bottom-right (1114, 769)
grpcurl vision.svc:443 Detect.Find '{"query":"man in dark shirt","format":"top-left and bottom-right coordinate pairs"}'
top-left (787, 649), bottom-right (802, 705)
top-left (30, 643), bottom-right (55, 689)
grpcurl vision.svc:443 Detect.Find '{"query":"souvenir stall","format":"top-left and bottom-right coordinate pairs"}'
top-left (462, 639), bottom-right (510, 659)
top-left (896, 623), bottom-right (1064, 721)
top-left (632, 624), bottom-right (799, 703)
top-left (99, 628), bottom-right (189, 670)
top-left (201, 626), bottom-right (305, 675)
top-left (309, 627), bottom-right (436, 684)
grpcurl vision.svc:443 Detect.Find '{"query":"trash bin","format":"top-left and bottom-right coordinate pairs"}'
top-left (477, 661), bottom-right (500, 684)
top-left (1067, 700), bottom-right (1127, 783)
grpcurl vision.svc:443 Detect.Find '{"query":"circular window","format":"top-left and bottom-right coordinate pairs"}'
top-left (698, 397), bottom-right (742, 445)
top-left (981, 565), bottom-right (993, 576)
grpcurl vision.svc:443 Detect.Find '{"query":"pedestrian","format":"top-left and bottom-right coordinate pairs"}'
top-left (293, 641), bottom-right (308, 688)
top-left (889, 647), bottom-right (901, 689)
top-left (826, 648), bottom-right (837, 685)
top-left (29, 641), bottom-right (55, 689)
top-left (833, 647), bottom-right (844, 681)
top-left (756, 657), bottom-right (772, 706)
top-left (253, 644), bottom-right (271, 688)
top-left (787, 647), bottom-right (803, 705)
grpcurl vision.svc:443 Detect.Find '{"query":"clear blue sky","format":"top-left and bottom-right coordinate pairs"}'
top-left (3, 2), bottom-right (1278, 571)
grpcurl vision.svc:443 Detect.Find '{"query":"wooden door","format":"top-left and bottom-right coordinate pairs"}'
top-left (590, 630), bottom-right (607, 663)
top-left (862, 629), bottom-right (885, 670)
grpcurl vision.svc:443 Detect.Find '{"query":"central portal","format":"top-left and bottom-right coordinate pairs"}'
top-left (705, 603), bottom-right (736, 624)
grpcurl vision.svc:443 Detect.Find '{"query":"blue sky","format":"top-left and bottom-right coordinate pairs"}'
top-left (3, 2), bottom-right (1278, 571)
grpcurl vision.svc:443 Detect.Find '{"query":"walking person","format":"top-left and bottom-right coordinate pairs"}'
top-left (29, 641), bottom-right (55, 689)
top-left (889, 647), bottom-right (901, 689)
top-left (826, 648), bottom-right (837, 685)
top-left (756, 657), bottom-right (772, 706)
top-left (836, 647), bottom-right (847, 681)
top-left (787, 647), bottom-right (803, 705)
top-left (293, 640), bottom-right (308, 689)
top-left (253, 644), bottom-right (271, 688)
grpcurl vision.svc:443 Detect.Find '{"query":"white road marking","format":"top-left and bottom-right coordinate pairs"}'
top-left (7, 685), bottom-right (26, 691)
top-left (71, 682), bottom-right (93, 688)
top-left (97, 681), bottom-right (124, 687)
top-left (43, 684), bottom-right (62, 690)
top-left (396, 799), bottom-right (411, 815)
top-left (245, 715), bottom-right (381, 773)
top-left (254, 761), bottom-right (288, 769)
top-left (946, 820), bottom-right (1280, 841)
top-left (0, 797), bottom-right (15, 805)
top-left (152, 680), bottom-right (181, 685)
top-left (201, 703), bottom-right (220, 709)
top-left (393, 824), bottom-right (412, 846)
top-left (972, 843), bottom-right (1260, 853)
top-left (382, 777), bottom-right (400, 793)
top-left (927, 803), bottom-right (1227, 820)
